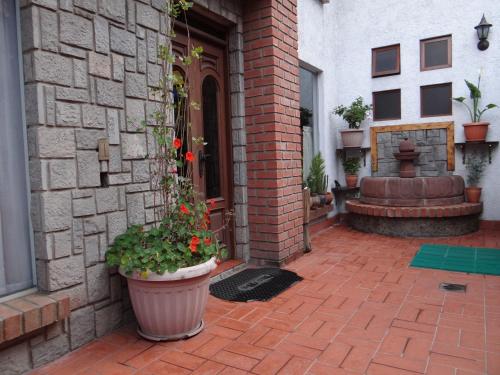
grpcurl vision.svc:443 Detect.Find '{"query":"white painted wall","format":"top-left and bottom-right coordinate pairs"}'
top-left (298, 0), bottom-right (500, 220)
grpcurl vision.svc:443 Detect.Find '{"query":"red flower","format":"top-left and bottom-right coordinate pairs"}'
top-left (173, 138), bottom-right (182, 149)
top-left (180, 203), bottom-right (190, 214)
top-left (204, 237), bottom-right (212, 246)
top-left (185, 151), bottom-right (195, 162)
top-left (189, 236), bottom-right (200, 253)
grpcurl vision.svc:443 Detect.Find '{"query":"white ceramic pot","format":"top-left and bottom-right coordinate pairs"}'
top-left (120, 257), bottom-right (217, 341)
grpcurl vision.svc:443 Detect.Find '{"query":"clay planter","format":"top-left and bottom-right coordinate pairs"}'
top-left (120, 258), bottom-right (217, 341)
top-left (465, 187), bottom-right (482, 203)
top-left (310, 194), bottom-right (321, 208)
top-left (346, 174), bottom-right (358, 188)
top-left (340, 129), bottom-right (364, 148)
top-left (325, 192), bottom-right (334, 205)
top-left (463, 122), bottom-right (489, 142)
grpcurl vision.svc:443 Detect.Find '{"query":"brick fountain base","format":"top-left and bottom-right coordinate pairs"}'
top-left (346, 176), bottom-right (482, 237)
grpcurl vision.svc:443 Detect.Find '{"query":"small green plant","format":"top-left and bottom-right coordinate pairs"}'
top-left (453, 70), bottom-right (498, 122)
top-left (343, 157), bottom-right (361, 175)
top-left (306, 153), bottom-right (328, 194)
top-left (333, 97), bottom-right (372, 129)
top-left (465, 152), bottom-right (486, 187)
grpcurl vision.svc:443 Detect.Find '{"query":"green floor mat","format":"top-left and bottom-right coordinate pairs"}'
top-left (410, 244), bottom-right (500, 276)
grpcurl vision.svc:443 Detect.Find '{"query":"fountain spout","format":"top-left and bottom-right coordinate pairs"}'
top-left (393, 138), bottom-right (420, 178)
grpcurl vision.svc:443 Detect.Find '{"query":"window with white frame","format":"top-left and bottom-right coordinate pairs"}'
top-left (0, 0), bottom-right (35, 297)
top-left (299, 65), bottom-right (319, 180)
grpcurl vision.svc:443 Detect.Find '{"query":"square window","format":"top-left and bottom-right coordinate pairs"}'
top-left (421, 83), bottom-right (452, 117)
top-left (421, 35), bottom-right (452, 71)
top-left (373, 89), bottom-right (401, 121)
top-left (372, 44), bottom-right (400, 77)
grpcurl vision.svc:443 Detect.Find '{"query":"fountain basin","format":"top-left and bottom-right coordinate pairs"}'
top-left (346, 175), bottom-right (482, 237)
top-left (360, 176), bottom-right (465, 207)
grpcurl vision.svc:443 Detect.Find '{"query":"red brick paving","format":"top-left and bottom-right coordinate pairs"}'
top-left (32, 225), bottom-right (500, 374)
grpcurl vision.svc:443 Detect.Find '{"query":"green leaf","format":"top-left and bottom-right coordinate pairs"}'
top-left (486, 103), bottom-right (498, 109)
top-left (453, 96), bottom-right (466, 103)
top-left (465, 79), bottom-right (481, 99)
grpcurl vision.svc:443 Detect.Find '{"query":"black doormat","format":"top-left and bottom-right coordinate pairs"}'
top-left (210, 268), bottom-right (303, 302)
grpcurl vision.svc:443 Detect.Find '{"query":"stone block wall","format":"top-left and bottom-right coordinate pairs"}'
top-left (243, 0), bottom-right (304, 265)
top-left (1, 0), bottom-right (245, 372)
top-left (374, 129), bottom-right (450, 177)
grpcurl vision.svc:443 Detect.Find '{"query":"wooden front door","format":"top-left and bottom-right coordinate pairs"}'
top-left (173, 28), bottom-right (234, 257)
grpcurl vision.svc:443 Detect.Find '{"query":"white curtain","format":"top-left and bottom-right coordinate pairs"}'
top-left (0, 0), bottom-right (34, 296)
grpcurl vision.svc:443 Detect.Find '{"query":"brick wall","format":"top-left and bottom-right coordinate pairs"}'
top-left (0, 0), bottom-right (244, 372)
top-left (243, 0), bottom-right (304, 265)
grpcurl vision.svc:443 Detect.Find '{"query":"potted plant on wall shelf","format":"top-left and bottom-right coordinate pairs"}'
top-left (334, 97), bottom-right (372, 148)
top-left (453, 70), bottom-right (498, 142)
top-left (306, 153), bottom-right (333, 208)
top-left (106, 1), bottom-right (228, 341)
top-left (465, 152), bottom-right (486, 203)
top-left (343, 157), bottom-right (361, 188)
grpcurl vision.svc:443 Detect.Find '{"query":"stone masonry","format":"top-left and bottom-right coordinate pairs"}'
top-left (0, 0), bottom-right (246, 373)
top-left (374, 129), bottom-right (450, 177)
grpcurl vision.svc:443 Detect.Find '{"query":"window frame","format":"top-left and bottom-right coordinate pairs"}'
top-left (0, 1), bottom-right (37, 299)
top-left (420, 35), bottom-right (452, 71)
top-left (299, 62), bottom-right (320, 154)
top-left (372, 89), bottom-right (402, 121)
top-left (420, 82), bottom-right (453, 118)
top-left (372, 44), bottom-right (401, 78)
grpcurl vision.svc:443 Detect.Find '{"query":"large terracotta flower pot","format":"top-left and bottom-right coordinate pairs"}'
top-left (465, 187), bottom-right (482, 203)
top-left (340, 129), bottom-right (364, 148)
top-left (463, 122), bottom-right (489, 142)
top-left (120, 258), bottom-right (217, 341)
top-left (346, 174), bottom-right (358, 188)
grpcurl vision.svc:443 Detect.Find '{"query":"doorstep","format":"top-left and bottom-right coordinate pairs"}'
top-left (210, 259), bottom-right (246, 283)
top-left (0, 292), bottom-right (70, 345)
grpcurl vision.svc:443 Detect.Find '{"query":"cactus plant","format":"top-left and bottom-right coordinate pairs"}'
top-left (306, 153), bottom-right (328, 195)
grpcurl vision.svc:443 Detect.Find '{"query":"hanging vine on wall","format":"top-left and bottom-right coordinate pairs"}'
top-left (106, 0), bottom-right (231, 276)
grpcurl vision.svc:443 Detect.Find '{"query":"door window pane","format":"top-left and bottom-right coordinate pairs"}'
top-left (0, 0), bottom-right (34, 296)
top-left (421, 83), bottom-right (452, 117)
top-left (372, 44), bottom-right (400, 77)
top-left (202, 76), bottom-right (220, 199)
top-left (300, 66), bottom-right (317, 179)
top-left (373, 89), bottom-right (401, 121)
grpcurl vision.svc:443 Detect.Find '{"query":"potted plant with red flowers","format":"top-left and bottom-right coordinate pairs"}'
top-left (106, 1), bottom-right (228, 341)
top-left (334, 97), bottom-right (372, 148)
top-left (453, 70), bottom-right (498, 142)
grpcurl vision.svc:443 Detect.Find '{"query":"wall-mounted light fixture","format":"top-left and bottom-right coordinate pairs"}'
top-left (475, 14), bottom-right (492, 51)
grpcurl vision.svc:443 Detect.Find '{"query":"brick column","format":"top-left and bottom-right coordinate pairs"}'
top-left (243, 0), bottom-right (303, 265)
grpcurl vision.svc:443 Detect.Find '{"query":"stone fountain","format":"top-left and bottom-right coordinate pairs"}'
top-left (393, 138), bottom-right (420, 178)
top-left (346, 138), bottom-right (483, 237)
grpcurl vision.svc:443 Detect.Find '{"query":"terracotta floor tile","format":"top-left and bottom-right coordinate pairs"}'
top-left (276, 341), bottom-right (322, 360)
top-left (224, 341), bottom-right (270, 360)
top-left (277, 356), bottom-right (312, 374)
top-left (254, 328), bottom-right (288, 349)
top-left (137, 360), bottom-right (191, 375)
top-left (160, 350), bottom-right (206, 370)
top-left (34, 226), bottom-right (500, 375)
top-left (191, 360), bottom-right (226, 375)
top-left (213, 350), bottom-right (259, 371)
top-left (365, 363), bottom-right (418, 375)
top-left (251, 351), bottom-right (291, 375)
